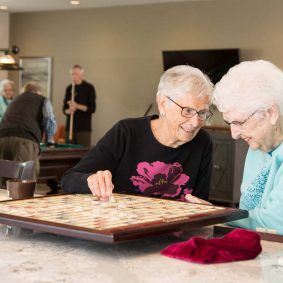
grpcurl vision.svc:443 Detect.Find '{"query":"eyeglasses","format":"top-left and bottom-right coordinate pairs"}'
top-left (224, 111), bottom-right (257, 127)
top-left (166, 96), bottom-right (213, 121)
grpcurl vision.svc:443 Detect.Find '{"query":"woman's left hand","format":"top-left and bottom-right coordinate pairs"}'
top-left (185, 194), bottom-right (213, 205)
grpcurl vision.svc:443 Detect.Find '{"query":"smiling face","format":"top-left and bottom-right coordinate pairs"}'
top-left (223, 108), bottom-right (280, 152)
top-left (156, 92), bottom-right (210, 147)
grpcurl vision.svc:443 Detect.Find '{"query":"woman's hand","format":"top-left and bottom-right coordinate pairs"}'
top-left (87, 170), bottom-right (114, 201)
top-left (185, 194), bottom-right (213, 205)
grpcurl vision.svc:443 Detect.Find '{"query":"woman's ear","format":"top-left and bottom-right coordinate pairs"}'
top-left (156, 95), bottom-right (167, 116)
top-left (267, 104), bottom-right (280, 125)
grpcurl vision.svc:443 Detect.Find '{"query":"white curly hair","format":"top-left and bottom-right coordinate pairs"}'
top-left (213, 60), bottom-right (283, 114)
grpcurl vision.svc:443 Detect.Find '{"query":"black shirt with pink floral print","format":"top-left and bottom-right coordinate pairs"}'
top-left (62, 115), bottom-right (212, 201)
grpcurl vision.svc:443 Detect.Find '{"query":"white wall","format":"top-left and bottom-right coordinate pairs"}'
top-left (0, 12), bottom-right (10, 80)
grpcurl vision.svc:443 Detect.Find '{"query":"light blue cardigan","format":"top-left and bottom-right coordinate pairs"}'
top-left (229, 142), bottom-right (283, 235)
top-left (0, 95), bottom-right (9, 122)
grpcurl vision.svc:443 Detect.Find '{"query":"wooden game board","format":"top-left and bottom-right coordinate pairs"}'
top-left (0, 194), bottom-right (248, 243)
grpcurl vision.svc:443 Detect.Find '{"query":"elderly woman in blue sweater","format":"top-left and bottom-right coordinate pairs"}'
top-left (213, 60), bottom-right (283, 235)
top-left (0, 79), bottom-right (15, 122)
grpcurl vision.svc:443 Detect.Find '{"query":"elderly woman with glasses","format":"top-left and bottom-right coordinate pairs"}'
top-left (62, 65), bottom-right (214, 203)
top-left (213, 60), bottom-right (283, 235)
top-left (0, 79), bottom-right (15, 122)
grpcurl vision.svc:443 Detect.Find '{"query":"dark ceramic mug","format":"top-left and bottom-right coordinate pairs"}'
top-left (7, 179), bottom-right (36, 200)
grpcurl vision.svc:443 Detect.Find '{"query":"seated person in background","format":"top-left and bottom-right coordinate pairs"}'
top-left (213, 60), bottom-right (283, 235)
top-left (0, 79), bottom-right (15, 122)
top-left (62, 65), bottom-right (214, 203)
top-left (0, 82), bottom-right (57, 179)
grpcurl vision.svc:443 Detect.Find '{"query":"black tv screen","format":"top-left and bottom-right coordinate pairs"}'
top-left (162, 49), bottom-right (239, 84)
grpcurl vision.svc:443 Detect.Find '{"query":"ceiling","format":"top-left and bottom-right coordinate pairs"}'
top-left (0, 0), bottom-right (209, 13)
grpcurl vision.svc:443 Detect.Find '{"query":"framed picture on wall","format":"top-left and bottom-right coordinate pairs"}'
top-left (19, 57), bottom-right (52, 99)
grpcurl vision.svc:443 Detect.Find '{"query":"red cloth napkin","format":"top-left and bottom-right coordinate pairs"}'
top-left (160, 228), bottom-right (262, 264)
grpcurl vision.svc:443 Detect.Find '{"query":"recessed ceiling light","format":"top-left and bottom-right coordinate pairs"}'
top-left (70, 0), bottom-right (80, 5)
top-left (0, 5), bottom-right (8, 10)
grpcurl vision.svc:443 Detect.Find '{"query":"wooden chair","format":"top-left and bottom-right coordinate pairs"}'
top-left (0, 159), bottom-right (35, 188)
top-left (0, 159), bottom-right (35, 236)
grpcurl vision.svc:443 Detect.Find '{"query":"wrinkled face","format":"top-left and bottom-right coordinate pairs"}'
top-left (159, 93), bottom-right (210, 146)
top-left (71, 68), bottom-right (83, 84)
top-left (2, 84), bottom-right (14, 99)
top-left (223, 110), bottom-right (275, 152)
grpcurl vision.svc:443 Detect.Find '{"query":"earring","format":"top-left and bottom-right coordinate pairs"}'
top-left (160, 113), bottom-right (165, 117)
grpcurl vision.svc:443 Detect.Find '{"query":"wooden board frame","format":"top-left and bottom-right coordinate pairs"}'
top-left (0, 194), bottom-right (248, 244)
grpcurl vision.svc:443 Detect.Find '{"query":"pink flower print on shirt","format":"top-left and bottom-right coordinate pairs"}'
top-left (130, 161), bottom-right (191, 199)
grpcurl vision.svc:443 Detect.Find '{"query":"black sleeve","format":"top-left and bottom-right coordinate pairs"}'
top-left (192, 135), bottom-right (213, 200)
top-left (86, 84), bottom-right (96, 113)
top-left (63, 86), bottom-right (70, 115)
top-left (62, 121), bottom-right (127, 193)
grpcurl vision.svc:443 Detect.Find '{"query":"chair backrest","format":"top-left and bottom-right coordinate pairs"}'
top-left (0, 159), bottom-right (35, 180)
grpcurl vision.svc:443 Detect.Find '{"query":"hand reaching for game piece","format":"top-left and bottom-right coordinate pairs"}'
top-left (185, 194), bottom-right (212, 205)
top-left (87, 170), bottom-right (114, 201)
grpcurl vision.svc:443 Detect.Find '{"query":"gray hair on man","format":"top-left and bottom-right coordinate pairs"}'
top-left (22, 81), bottom-right (42, 95)
top-left (71, 64), bottom-right (84, 73)
top-left (156, 65), bottom-right (214, 103)
top-left (213, 60), bottom-right (283, 114)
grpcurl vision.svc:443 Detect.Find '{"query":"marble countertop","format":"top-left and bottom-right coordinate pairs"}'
top-left (0, 191), bottom-right (283, 283)
top-left (0, 225), bottom-right (282, 283)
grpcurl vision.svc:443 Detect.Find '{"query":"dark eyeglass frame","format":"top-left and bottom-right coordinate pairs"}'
top-left (224, 111), bottom-right (257, 127)
top-left (166, 96), bottom-right (213, 121)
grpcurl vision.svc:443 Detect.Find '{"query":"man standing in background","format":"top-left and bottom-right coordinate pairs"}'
top-left (63, 64), bottom-right (96, 147)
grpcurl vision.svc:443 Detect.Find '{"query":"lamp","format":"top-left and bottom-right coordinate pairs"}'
top-left (0, 46), bottom-right (23, 71)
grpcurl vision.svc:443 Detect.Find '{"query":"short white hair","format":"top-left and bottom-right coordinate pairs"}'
top-left (213, 60), bottom-right (283, 113)
top-left (70, 64), bottom-right (84, 73)
top-left (157, 65), bottom-right (213, 103)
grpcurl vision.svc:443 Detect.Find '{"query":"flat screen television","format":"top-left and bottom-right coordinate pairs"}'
top-left (162, 49), bottom-right (240, 84)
